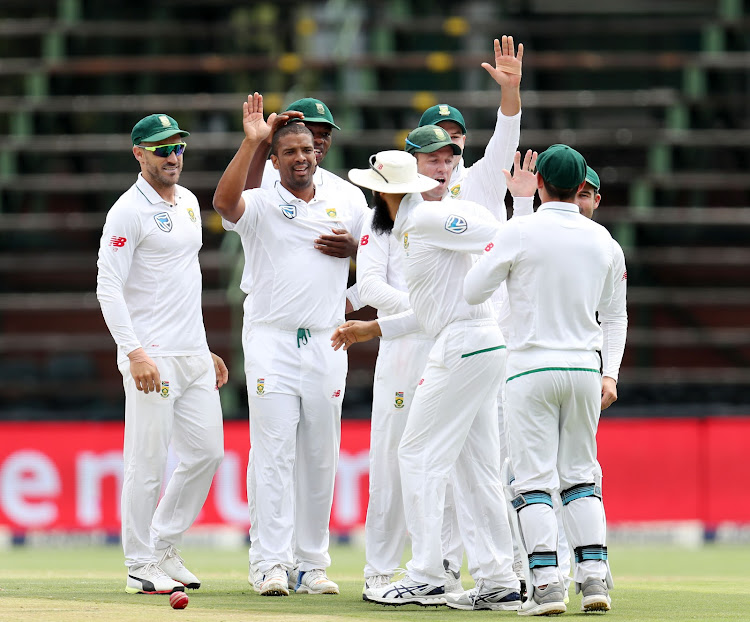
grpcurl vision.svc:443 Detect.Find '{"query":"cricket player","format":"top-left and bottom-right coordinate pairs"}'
top-left (97, 114), bottom-right (226, 595)
top-left (212, 93), bottom-right (368, 597)
top-left (463, 144), bottom-right (627, 615)
top-left (333, 150), bottom-right (521, 610)
top-left (241, 96), bottom-right (367, 592)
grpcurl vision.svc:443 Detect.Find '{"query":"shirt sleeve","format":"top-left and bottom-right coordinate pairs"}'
top-left (598, 240), bottom-right (628, 382)
top-left (511, 196), bottom-right (535, 217)
top-left (96, 206), bottom-right (143, 356)
top-left (222, 189), bottom-right (260, 234)
top-left (377, 309), bottom-right (421, 339)
top-left (457, 110), bottom-right (521, 222)
top-left (356, 217), bottom-right (410, 315)
top-left (414, 199), bottom-right (501, 255)
top-left (463, 221), bottom-right (521, 305)
top-left (345, 283), bottom-right (362, 312)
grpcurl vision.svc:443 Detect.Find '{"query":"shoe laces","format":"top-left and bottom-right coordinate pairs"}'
top-left (470, 578), bottom-right (485, 610)
top-left (141, 561), bottom-right (170, 580)
top-left (161, 545), bottom-right (185, 568)
top-left (366, 574), bottom-right (391, 589)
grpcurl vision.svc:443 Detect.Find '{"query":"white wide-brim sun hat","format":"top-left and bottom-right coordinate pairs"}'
top-left (348, 150), bottom-right (439, 194)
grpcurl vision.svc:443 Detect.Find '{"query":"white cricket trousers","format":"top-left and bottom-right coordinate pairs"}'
top-left (364, 333), bottom-right (433, 578)
top-left (505, 350), bottom-right (606, 586)
top-left (400, 320), bottom-right (517, 588)
top-left (244, 324), bottom-right (347, 574)
top-left (119, 354), bottom-right (224, 568)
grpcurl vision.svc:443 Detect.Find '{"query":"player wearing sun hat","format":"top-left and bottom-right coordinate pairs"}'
top-left (98, 113), bottom-right (227, 595)
top-left (464, 143), bottom-right (627, 616)
top-left (331, 150), bottom-right (521, 610)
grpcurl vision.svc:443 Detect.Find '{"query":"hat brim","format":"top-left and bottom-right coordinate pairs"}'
top-left (348, 168), bottom-right (439, 194)
top-left (137, 129), bottom-right (190, 144)
top-left (584, 175), bottom-right (600, 191)
top-left (300, 116), bottom-right (341, 130)
top-left (407, 142), bottom-right (462, 156)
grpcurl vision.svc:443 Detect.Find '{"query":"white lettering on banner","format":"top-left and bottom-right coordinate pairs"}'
top-left (76, 451), bottom-right (123, 526)
top-left (1, 450), bottom-right (61, 527)
top-left (334, 450), bottom-right (370, 526)
top-left (214, 451), bottom-right (251, 523)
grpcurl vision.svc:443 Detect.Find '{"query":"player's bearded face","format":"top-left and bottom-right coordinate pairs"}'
top-left (276, 134), bottom-right (316, 191)
top-left (138, 136), bottom-right (183, 188)
top-left (371, 191), bottom-right (395, 235)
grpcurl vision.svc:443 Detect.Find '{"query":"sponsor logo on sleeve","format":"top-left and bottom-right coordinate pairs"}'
top-left (154, 212), bottom-right (173, 232)
top-left (360, 234), bottom-right (369, 246)
top-left (331, 389), bottom-right (341, 398)
top-left (109, 236), bottom-right (127, 249)
top-left (622, 270), bottom-right (628, 281)
top-left (445, 214), bottom-right (467, 234)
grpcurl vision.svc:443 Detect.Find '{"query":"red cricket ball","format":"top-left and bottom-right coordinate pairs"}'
top-left (169, 590), bottom-right (189, 609)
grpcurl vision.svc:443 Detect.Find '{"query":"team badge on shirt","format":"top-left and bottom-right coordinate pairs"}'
top-left (281, 204), bottom-right (297, 219)
top-left (154, 212), bottom-right (173, 232)
top-left (326, 208), bottom-right (337, 218)
top-left (395, 392), bottom-right (405, 409)
top-left (187, 207), bottom-right (197, 222)
top-left (256, 378), bottom-right (265, 395)
top-left (445, 214), bottom-right (467, 234)
top-left (403, 232), bottom-right (409, 250)
top-left (160, 381), bottom-right (170, 399)
top-left (450, 184), bottom-right (461, 197)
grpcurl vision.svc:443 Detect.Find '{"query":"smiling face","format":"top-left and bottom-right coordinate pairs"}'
top-left (304, 122), bottom-right (334, 165)
top-left (415, 146), bottom-right (456, 201)
top-left (133, 133), bottom-right (184, 191)
top-left (576, 182), bottom-right (602, 219)
top-left (271, 130), bottom-right (316, 195)
top-left (436, 120), bottom-right (466, 169)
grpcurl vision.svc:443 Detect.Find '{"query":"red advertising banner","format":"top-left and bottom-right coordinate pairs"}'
top-left (0, 418), bottom-right (748, 532)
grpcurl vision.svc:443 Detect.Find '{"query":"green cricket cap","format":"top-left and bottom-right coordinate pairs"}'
top-left (131, 114), bottom-right (189, 145)
top-left (536, 144), bottom-right (587, 190)
top-left (585, 166), bottom-right (601, 191)
top-left (405, 125), bottom-right (462, 155)
top-left (418, 104), bottom-right (467, 134)
top-left (286, 98), bottom-right (341, 130)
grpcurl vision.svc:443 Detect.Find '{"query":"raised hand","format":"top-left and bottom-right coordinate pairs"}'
top-left (481, 35), bottom-right (523, 89)
top-left (242, 92), bottom-right (277, 143)
top-left (503, 149), bottom-right (538, 198)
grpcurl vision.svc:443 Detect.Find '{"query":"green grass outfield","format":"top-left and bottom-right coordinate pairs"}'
top-left (1, 543), bottom-right (748, 621)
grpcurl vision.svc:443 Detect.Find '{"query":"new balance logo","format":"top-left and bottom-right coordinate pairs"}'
top-left (109, 236), bottom-right (127, 248)
top-left (331, 390), bottom-right (341, 398)
top-left (622, 270), bottom-right (627, 281)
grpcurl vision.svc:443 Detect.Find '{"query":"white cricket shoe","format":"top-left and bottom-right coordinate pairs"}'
top-left (518, 582), bottom-right (567, 616)
top-left (294, 569), bottom-right (339, 594)
top-left (249, 562), bottom-right (262, 593)
top-left (259, 564), bottom-right (289, 596)
top-left (288, 566), bottom-right (299, 590)
top-left (126, 562), bottom-right (184, 594)
top-left (580, 577), bottom-right (611, 612)
top-left (363, 574), bottom-right (392, 601)
top-left (446, 581), bottom-right (522, 611)
top-left (443, 566), bottom-right (463, 594)
top-left (366, 575), bottom-right (447, 606)
top-left (157, 545), bottom-right (200, 589)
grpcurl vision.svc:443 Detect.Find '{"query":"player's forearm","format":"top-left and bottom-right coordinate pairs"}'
top-left (214, 138), bottom-right (261, 221)
top-left (499, 85), bottom-right (521, 117)
top-left (244, 140), bottom-right (272, 190)
top-left (600, 315), bottom-right (627, 383)
top-left (96, 285), bottom-right (141, 355)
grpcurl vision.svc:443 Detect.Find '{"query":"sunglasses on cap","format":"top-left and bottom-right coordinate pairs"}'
top-left (136, 142), bottom-right (187, 157)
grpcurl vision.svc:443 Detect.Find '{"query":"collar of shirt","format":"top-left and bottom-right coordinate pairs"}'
top-left (136, 173), bottom-right (182, 207)
top-left (274, 178), bottom-right (324, 205)
top-left (537, 201), bottom-right (580, 214)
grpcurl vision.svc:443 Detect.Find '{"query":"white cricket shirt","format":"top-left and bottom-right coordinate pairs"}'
top-left (224, 180), bottom-right (363, 330)
top-left (447, 110), bottom-right (522, 222)
top-left (96, 173), bottom-right (209, 364)
top-left (463, 201), bottom-right (628, 380)
top-left (379, 193), bottom-right (502, 339)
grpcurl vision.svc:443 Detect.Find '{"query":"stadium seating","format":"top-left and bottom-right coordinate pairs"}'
top-left (1, 0), bottom-right (748, 418)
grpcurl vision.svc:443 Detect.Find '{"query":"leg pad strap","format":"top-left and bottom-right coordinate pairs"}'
top-left (511, 490), bottom-right (553, 511)
top-left (528, 550), bottom-right (558, 569)
top-left (574, 545), bottom-right (608, 563)
top-left (561, 482), bottom-right (601, 506)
